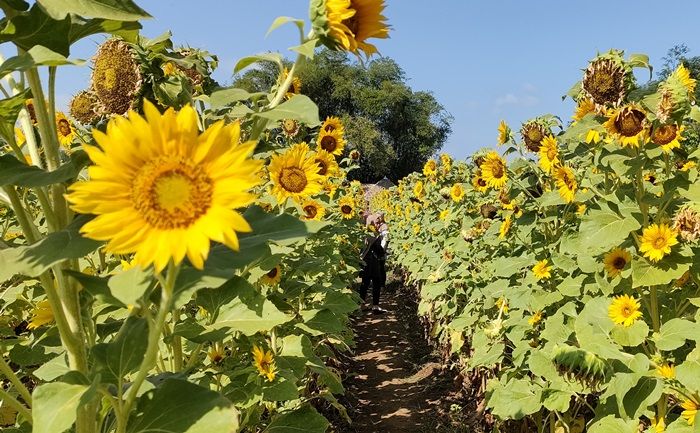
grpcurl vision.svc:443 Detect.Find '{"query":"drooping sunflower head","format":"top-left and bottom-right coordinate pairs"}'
top-left (479, 151), bottom-right (508, 189)
top-left (90, 38), bottom-right (143, 115)
top-left (532, 259), bottom-right (552, 281)
top-left (317, 128), bottom-right (346, 156)
top-left (498, 215), bottom-right (512, 239)
top-left (313, 149), bottom-right (340, 178)
top-left (672, 206), bottom-right (700, 243)
top-left (338, 195), bottom-right (356, 219)
top-left (69, 90), bottom-right (100, 125)
top-left (260, 265), bottom-right (282, 286)
top-left (28, 299), bottom-right (54, 330)
top-left (252, 345), bottom-right (277, 382)
top-left (497, 120), bottom-right (510, 145)
top-left (608, 294), bottom-right (643, 327)
top-left (603, 247), bottom-right (631, 278)
top-left (572, 98), bottom-right (596, 122)
top-left (413, 180), bottom-right (425, 199)
top-left (281, 119), bottom-right (301, 138)
top-left (66, 101), bottom-right (262, 272)
top-left (450, 183), bottom-right (464, 203)
top-left (554, 165), bottom-right (577, 203)
top-left (650, 123), bottom-right (683, 153)
top-left (301, 200), bottom-right (326, 221)
top-left (520, 119), bottom-right (549, 152)
top-left (639, 223), bottom-right (678, 263)
top-left (423, 159), bottom-right (438, 177)
top-left (282, 67), bottom-right (302, 99)
top-left (681, 399), bottom-right (698, 426)
top-left (581, 52), bottom-right (631, 110)
top-left (55, 112), bottom-right (76, 150)
top-left (538, 135), bottom-right (560, 175)
top-left (603, 104), bottom-right (648, 148)
top-left (269, 142), bottom-right (325, 203)
top-left (311, 0), bottom-right (390, 57)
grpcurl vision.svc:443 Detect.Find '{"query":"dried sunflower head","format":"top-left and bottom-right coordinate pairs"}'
top-left (673, 206), bottom-right (700, 243)
top-left (69, 90), bottom-right (100, 125)
top-left (581, 51), bottom-right (633, 111)
top-left (520, 119), bottom-right (550, 152)
top-left (91, 38), bottom-right (143, 115)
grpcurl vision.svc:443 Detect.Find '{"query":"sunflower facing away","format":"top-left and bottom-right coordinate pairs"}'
top-left (603, 247), bottom-right (631, 278)
top-left (472, 172), bottom-right (489, 193)
top-left (317, 128), bottom-right (346, 156)
top-left (499, 216), bottom-right (512, 239)
top-left (669, 64), bottom-right (697, 97)
top-left (90, 38), bottom-right (142, 115)
top-left (538, 135), bottom-right (560, 174)
top-left (608, 294), bottom-right (642, 327)
top-left (252, 345), bottom-right (277, 382)
top-left (301, 200), bottom-right (326, 221)
top-left (650, 123), bottom-right (684, 153)
top-left (320, 0), bottom-right (390, 57)
top-left (480, 152), bottom-right (508, 189)
top-left (423, 159), bottom-right (437, 177)
top-left (28, 300), bottom-right (54, 330)
top-left (282, 67), bottom-right (302, 99)
top-left (66, 101), bottom-right (262, 272)
top-left (639, 223), bottom-right (678, 263)
top-left (572, 98), bottom-right (596, 122)
top-left (681, 399), bottom-right (698, 426)
top-left (338, 195), bottom-right (356, 219)
top-left (497, 120), bottom-right (510, 145)
top-left (532, 259), bottom-right (552, 281)
top-left (554, 165), bottom-right (577, 203)
top-left (269, 142), bottom-right (325, 203)
top-left (603, 104), bottom-right (648, 148)
top-left (55, 112), bottom-right (76, 149)
top-left (260, 265), bottom-right (282, 286)
top-left (450, 183), bottom-right (464, 203)
top-left (656, 363), bottom-right (675, 379)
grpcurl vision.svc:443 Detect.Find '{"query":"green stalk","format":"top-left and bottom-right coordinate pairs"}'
top-left (0, 387), bottom-right (32, 424)
top-left (0, 355), bottom-right (32, 406)
top-left (24, 68), bottom-right (60, 171)
top-left (650, 286), bottom-right (660, 333)
top-left (3, 185), bottom-right (39, 243)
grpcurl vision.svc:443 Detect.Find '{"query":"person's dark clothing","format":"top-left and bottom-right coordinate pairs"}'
top-left (359, 235), bottom-right (385, 306)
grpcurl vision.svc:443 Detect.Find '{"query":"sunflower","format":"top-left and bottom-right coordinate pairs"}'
top-left (680, 161), bottom-right (696, 172)
top-left (639, 223), bottom-right (678, 262)
top-left (670, 64), bottom-right (697, 96)
top-left (269, 142), bottom-right (325, 203)
top-left (586, 128), bottom-right (602, 144)
top-left (282, 67), bottom-right (302, 99)
top-left (650, 123), bottom-right (683, 153)
top-left (528, 311), bottom-right (543, 326)
top-left (608, 294), bottom-right (642, 327)
top-left (281, 119), bottom-right (301, 138)
top-left (423, 159), bottom-right (437, 177)
top-left (413, 180), bottom-right (425, 199)
top-left (321, 116), bottom-right (344, 134)
top-left (603, 104), bottom-right (648, 148)
top-left (90, 38), bottom-right (142, 115)
top-left (520, 120), bottom-right (548, 152)
top-left (316, 0), bottom-right (390, 57)
top-left (55, 112), bottom-right (76, 149)
top-left (450, 183), bottom-right (464, 203)
top-left (603, 247), bottom-right (631, 278)
top-left (497, 120), bottom-right (510, 145)
top-left (651, 416), bottom-right (666, 433)
top-left (338, 195), bottom-right (356, 219)
top-left (554, 165), bottom-right (577, 203)
top-left (495, 298), bottom-right (509, 314)
top-left (208, 343), bottom-right (225, 364)
top-left (676, 270), bottom-right (691, 287)
top-left (681, 399), bottom-right (698, 426)
top-left (25, 98), bottom-right (38, 124)
top-left (349, 149), bottom-right (361, 161)
top-left (472, 173), bottom-right (489, 193)
top-left (438, 209), bottom-right (450, 221)
top-left (161, 61), bottom-right (178, 76)
top-left (66, 101), bottom-right (261, 272)
top-left (572, 98), bottom-right (596, 121)
top-left (313, 149), bottom-right (340, 178)
top-left (252, 345), bottom-right (277, 382)
top-left (673, 206), bottom-right (700, 243)
top-left (538, 135), bottom-right (560, 174)
top-left (14, 127), bottom-right (25, 146)
top-left (28, 300), bottom-right (54, 330)
top-left (69, 90), bottom-right (100, 125)
top-left (412, 224), bottom-right (420, 235)
top-left (656, 363), bottom-right (675, 379)
top-left (260, 265), bottom-right (282, 286)
top-left (440, 153), bottom-right (452, 172)
top-left (532, 259), bottom-right (552, 280)
top-left (582, 56), bottom-right (628, 109)
top-left (317, 128), bottom-right (346, 156)
top-left (499, 215), bottom-right (512, 239)
top-left (301, 200), bottom-right (326, 221)
top-left (480, 152), bottom-right (508, 188)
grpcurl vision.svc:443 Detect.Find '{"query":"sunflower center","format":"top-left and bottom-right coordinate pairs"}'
top-left (653, 236), bottom-right (667, 249)
top-left (492, 163), bottom-right (505, 179)
top-left (279, 167), bottom-right (308, 193)
top-left (304, 205), bottom-right (318, 218)
top-left (526, 128), bottom-right (543, 144)
top-left (267, 267), bottom-right (278, 278)
top-left (546, 148), bottom-right (557, 161)
top-left (477, 178), bottom-right (487, 187)
top-left (57, 119), bottom-right (72, 137)
top-left (613, 257), bottom-right (627, 270)
top-left (622, 306), bottom-right (632, 317)
top-left (341, 204), bottom-right (353, 214)
top-left (615, 109), bottom-right (645, 137)
top-left (132, 157), bottom-right (213, 230)
top-left (282, 119), bottom-right (298, 133)
top-left (102, 68), bottom-right (117, 91)
top-left (320, 135), bottom-right (338, 153)
top-left (315, 158), bottom-right (328, 176)
top-left (651, 124), bottom-right (677, 145)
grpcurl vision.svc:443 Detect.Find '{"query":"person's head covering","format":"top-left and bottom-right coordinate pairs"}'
top-left (366, 213), bottom-right (379, 227)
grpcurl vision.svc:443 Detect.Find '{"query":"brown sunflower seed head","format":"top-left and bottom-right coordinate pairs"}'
top-left (520, 120), bottom-right (549, 152)
top-left (581, 54), bottom-right (630, 112)
top-left (480, 203), bottom-right (498, 220)
top-left (69, 90), bottom-right (101, 125)
top-left (673, 206), bottom-right (700, 243)
top-left (91, 38), bottom-right (143, 116)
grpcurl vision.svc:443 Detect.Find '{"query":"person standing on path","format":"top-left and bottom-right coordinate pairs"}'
top-left (377, 213), bottom-right (389, 292)
top-left (359, 214), bottom-right (387, 314)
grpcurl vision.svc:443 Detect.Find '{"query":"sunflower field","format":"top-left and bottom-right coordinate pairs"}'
top-left (374, 51), bottom-right (700, 432)
top-left (0, 0), bottom-right (389, 432)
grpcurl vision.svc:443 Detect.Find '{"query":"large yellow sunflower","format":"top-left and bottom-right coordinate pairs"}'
top-left (603, 104), bottom-right (648, 148)
top-left (650, 123), bottom-right (684, 153)
top-left (28, 300), bottom-right (54, 330)
top-left (317, 128), bottom-right (346, 156)
top-left (252, 345), bottom-right (277, 382)
top-left (639, 223), bottom-right (678, 263)
top-left (321, 116), bottom-right (344, 134)
top-left (338, 195), bottom-right (356, 219)
top-left (450, 183), bottom-right (464, 203)
top-left (532, 259), bottom-right (552, 280)
top-left (423, 159), bottom-right (437, 177)
top-left (681, 399), bottom-right (698, 426)
top-left (480, 152), bottom-right (508, 189)
top-left (603, 247), bottom-right (631, 278)
top-left (608, 294), bottom-right (642, 327)
top-left (497, 120), bottom-right (510, 145)
top-left (554, 165), bottom-right (577, 203)
top-left (572, 98), bottom-right (596, 122)
top-left (55, 112), bottom-right (76, 149)
top-left (269, 142), bottom-right (325, 203)
top-left (313, 149), bottom-right (340, 178)
top-left (322, 0), bottom-right (389, 57)
top-left (538, 135), bottom-right (560, 174)
top-left (301, 200), bottom-right (326, 221)
top-left (66, 101), bottom-right (261, 272)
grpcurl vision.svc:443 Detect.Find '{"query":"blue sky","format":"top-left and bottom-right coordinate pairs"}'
top-left (43, 1), bottom-right (700, 159)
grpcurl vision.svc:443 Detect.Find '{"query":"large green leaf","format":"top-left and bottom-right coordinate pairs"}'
top-left (578, 205), bottom-right (641, 256)
top-left (0, 45), bottom-right (84, 79)
top-left (264, 405), bottom-right (329, 433)
top-left (127, 379), bottom-right (239, 433)
top-left (0, 150), bottom-right (89, 187)
top-left (32, 381), bottom-right (88, 433)
top-left (676, 360), bottom-right (700, 393)
top-left (487, 378), bottom-right (542, 420)
top-left (252, 95), bottom-right (321, 127)
top-left (631, 255), bottom-right (692, 288)
top-left (107, 266), bottom-right (152, 306)
top-left (68, 16), bottom-right (141, 44)
top-left (0, 89), bottom-right (31, 140)
top-left (239, 206), bottom-right (328, 248)
top-left (212, 279), bottom-right (291, 335)
top-left (37, 0), bottom-right (151, 20)
top-left (0, 4), bottom-right (72, 55)
top-left (92, 316), bottom-right (147, 383)
top-left (587, 415), bottom-right (638, 433)
top-left (653, 319), bottom-right (700, 351)
top-left (0, 216), bottom-right (102, 282)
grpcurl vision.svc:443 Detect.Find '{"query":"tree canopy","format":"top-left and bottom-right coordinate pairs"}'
top-left (234, 50), bottom-right (452, 183)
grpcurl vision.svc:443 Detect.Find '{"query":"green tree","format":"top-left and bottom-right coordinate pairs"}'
top-left (234, 50), bottom-right (452, 182)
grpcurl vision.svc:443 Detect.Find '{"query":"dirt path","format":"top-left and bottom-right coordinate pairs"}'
top-left (342, 288), bottom-right (448, 433)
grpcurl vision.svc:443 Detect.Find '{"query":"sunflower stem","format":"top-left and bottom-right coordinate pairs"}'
top-left (0, 355), bottom-right (32, 407)
top-left (47, 66), bottom-right (57, 129)
top-left (650, 285), bottom-right (660, 333)
top-left (3, 185), bottom-right (39, 243)
top-left (0, 386), bottom-right (32, 425)
top-left (25, 68), bottom-right (60, 171)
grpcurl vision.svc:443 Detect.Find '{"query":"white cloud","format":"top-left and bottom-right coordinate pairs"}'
top-left (493, 84), bottom-right (540, 112)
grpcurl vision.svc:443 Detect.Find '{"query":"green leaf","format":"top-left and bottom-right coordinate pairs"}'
top-left (239, 206), bottom-right (328, 248)
top-left (578, 205), bottom-right (641, 256)
top-left (654, 319), bottom-right (700, 351)
top-left (676, 360), bottom-right (700, 393)
top-left (32, 381), bottom-right (88, 433)
top-left (32, 354), bottom-right (69, 381)
top-left (610, 320), bottom-right (649, 347)
top-left (588, 415), bottom-right (638, 433)
top-left (0, 4), bottom-right (72, 56)
top-left (213, 280), bottom-right (291, 335)
top-left (92, 317), bottom-right (148, 383)
top-left (266, 16), bottom-right (304, 37)
top-left (234, 52), bottom-right (283, 74)
top-left (290, 39), bottom-right (318, 59)
top-left (622, 376), bottom-right (663, 420)
top-left (0, 46), bottom-right (84, 79)
top-left (487, 378), bottom-right (542, 420)
top-left (296, 309), bottom-right (343, 336)
top-left (0, 150), bottom-right (89, 187)
top-left (252, 95), bottom-right (321, 127)
top-left (631, 255), bottom-right (691, 288)
top-left (68, 17), bottom-right (141, 43)
top-left (37, 0), bottom-right (151, 21)
top-left (0, 89), bottom-right (31, 140)
top-left (107, 267), bottom-right (152, 306)
top-left (264, 405), bottom-right (329, 433)
top-left (262, 373), bottom-right (299, 402)
top-left (0, 215), bottom-right (102, 282)
top-left (128, 379), bottom-right (239, 433)
top-left (209, 87), bottom-right (257, 109)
